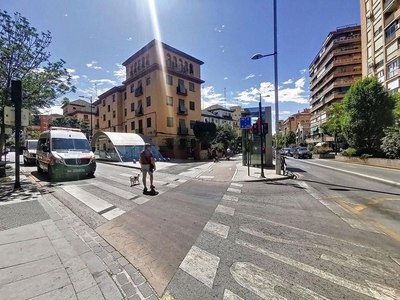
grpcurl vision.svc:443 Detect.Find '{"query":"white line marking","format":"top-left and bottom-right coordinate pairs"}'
top-left (231, 262), bottom-right (329, 299)
top-left (341, 217), bottom-right (383, 234)
top-left (133, 197), bottom-right (149, 205)
top-left (61, 186), bottom-right (113, 213)
top-left (90, 181), bottom-right (136, 200)
top-left (215, 205), bottom-right (235, 216)
top-left (391, 257), bottom-right (400, 266)
top-left (179, 246), bottom-right (220, 288)
top-left (199, 176), bottom-right (214, 179)
top-left (101, 208), bottom-right (125, 220)
top-left (236, 239), bottom-right (398, 299)
top-left (222, 195), bottom-right (238, 202)
top-left (227, 187), bottom-right (241, 194)
top-left (231, 168), bottom-right (238, 181)
top-left (230, 183), bottom-right (243, 187)
top-left (204, 221), bottom-right (229, 239)
top-left (223, 289), bottom-right (244, 300)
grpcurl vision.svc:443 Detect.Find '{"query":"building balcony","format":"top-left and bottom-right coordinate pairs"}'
top-left (223, 114), bottom-right (233, 120)
top-left (134, 86), bottom-right (143, 97)
top-left (135, 109), bottom-right (143, 117)
top-left (316, 34), bottom-right (361, 64)
top-left (177, 107), bottom-right (188, 115)
top-left (177, 86), bottom-right (187, 96)
top-left (177, 127), bottom-right (189, 135)
top-left (384, 0), bottom-right (397, 14)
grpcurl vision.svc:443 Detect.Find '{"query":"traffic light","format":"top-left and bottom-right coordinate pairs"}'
top-left (252, 123), bottom-right (259, 135)
top-left (262, 123), bottom-right (269, 134)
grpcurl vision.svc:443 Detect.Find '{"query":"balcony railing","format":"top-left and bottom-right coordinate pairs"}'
top-left (177, 86), bottom-right (187, 96)
top-left (135, 108), bottom-right (143, 116)
top-left (135, 86), bottom-right (143, 97)
top-left (177, 107), bottom-right (188, 115)
top-left (177, 127), bottom-right (188, 135)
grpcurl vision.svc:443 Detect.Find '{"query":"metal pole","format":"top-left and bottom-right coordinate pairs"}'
top-left (90, 96), bottom-right (93, 138)
top-left (259, 95), bottom-right (265, 178)
top-left (273, 0), bottom-right (280, 175)
top-left (12, 80), bottom-right (22, 189)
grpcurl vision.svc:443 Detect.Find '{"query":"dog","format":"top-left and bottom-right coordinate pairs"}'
top-left (130, 172), bottom-right (141, 186)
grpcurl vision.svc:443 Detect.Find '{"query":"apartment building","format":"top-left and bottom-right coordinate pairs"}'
top-left (308, 25), bottom-right (362, 144)
top-left (201, 104), bottom-right (235, 127)
top-left (282, 108), bottom-right (311, 135)
top-left (62, 99), bottom-right (96, 134)
top-left (94, 39), bottom-right (204, 158)
top-left (230, 105), bottom-right (244, 137)
top-left (360, 0), bottom-right (400, 93)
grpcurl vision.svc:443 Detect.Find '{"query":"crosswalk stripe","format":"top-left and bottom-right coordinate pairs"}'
top-left (179, 245), bottom-right (220, 288)
top-left (222, 195), bottom-right (238, 202)
top-left (230, 183), bottom-right (243, 188)
top-left (215, 205), bottom-right (235, 216)
top-left (227, 187), bottom-right (241, 194)
top-left (101, 208), bottom-right (126, 220)
top-left (204, 221), bottom-right (229, 239)
top-left (90, 181), bottom-right (137, 200)
top-left (133, 197), bottom-right (149, 205)
top-left (61, 185), bottom-right (113, 213)
top-left (223, 289), bottom-right (243, 300)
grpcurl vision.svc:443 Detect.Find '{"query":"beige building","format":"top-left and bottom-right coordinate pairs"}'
top-left (94, 40), bottom-right (204, 158)
top-left (230, 105), bottom-right (244, 137)
top-left (62, 99), bottom-right (96, 135)
top-left (308, 25), bottom-right (362, 144)
top-left (360, 0), bottom-right (400, 93)
top-left (282, 109), bottom-right (311, 135)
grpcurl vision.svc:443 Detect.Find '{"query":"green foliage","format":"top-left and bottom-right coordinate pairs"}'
top-left (342, 147), bottom-right (357, 157)
top-left (394, 93), bottom-right (400, 129)
top-left (360, 153), bottom-right (372, 161)
top-left (192, 121), bottom-right (217, 147)
top-left (213, 124), bottom-right (237, 149)
top-left (48, 116), bottom-right (89, 136)
top-left (341, 77), bottom-right (395, 152)
top-left (312, 146), bottom-right (332, 154)
top-left (307, 144), bottom-right (315, 152)
top-left (280, 131), bottom-right (296, 147)
top-left (321, 102), bottom-right (344, 139)
top-left (163, 138), bottom-right (175, 150)
top-left (380, 130), bottom-right (400, 159)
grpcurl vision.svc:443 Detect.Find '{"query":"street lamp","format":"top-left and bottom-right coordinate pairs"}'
top-left (259, 94), bottom-right (265, 178)
top-left (79, 95), bottom-right (93, 139)
top-left (251, 0), bottom-right (280, 175)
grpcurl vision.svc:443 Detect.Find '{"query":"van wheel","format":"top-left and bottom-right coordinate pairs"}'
top-left (37, 163), bottom-right (43, 173)
top-left (88, 172), bottom-right (95, 178)
top-left (48, 166), bottom-right (56, 182)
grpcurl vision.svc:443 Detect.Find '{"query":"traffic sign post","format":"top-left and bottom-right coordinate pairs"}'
top-left (240, 117), bottom-right (252, 129)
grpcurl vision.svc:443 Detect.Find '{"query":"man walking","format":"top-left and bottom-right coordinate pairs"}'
top-left (139, 143), bottom-right (157, 194)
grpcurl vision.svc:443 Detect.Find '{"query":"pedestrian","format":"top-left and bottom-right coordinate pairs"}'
top-left (139, 143), bottom-right (157, 194)
top-left (211, 148), bottom-right (218, 163)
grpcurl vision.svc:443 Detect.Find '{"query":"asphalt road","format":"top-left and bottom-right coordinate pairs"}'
top-left (18, 156), bottom-right (400, 299)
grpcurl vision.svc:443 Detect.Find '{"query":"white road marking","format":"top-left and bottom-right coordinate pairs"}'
top-left (341, 217), bottom-right (383, 234)
top-left (227, 187), bottom-right (241, 194)
top-left (236, 239), bottom-right (398, 299)
top-left (199, 176), bottom-right (214, 179)
top-left (215, 205), bottom-right (235, 216)
top-left (231, 168), bottom-right (238, 181)
top-left (223, 289), bottom-right (244, 300)
top-left (230, 183), bottom-right (243, 187)
top-left (222, 195), bottom-right (238, 202)
top-left (231, 262), bottom-right (328, 299)
top-left (90, 181), bottom-right (136, 200)
top-left (61, 185), bottom-right (113, 213)
top-left (204, 221), bottom-right (229, 239)
top-left (179, 245), bottom-right (220, 288)
top-left (101, 208), bottom-right (125, 220)
top-left (133, 197), bottom-right (149, 205)
top-left (366, 280), bottom-right (400, 299)
top-left (391, 257), bottom-right (400, 266)
top-left (240, 225), bottom-right (397, 277)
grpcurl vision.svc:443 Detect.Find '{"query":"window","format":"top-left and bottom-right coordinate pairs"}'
top-left (113, 110), bottom-right (116, 118)
top-left (102, 100), bottom-right (105, 107)
top-left (107, 105), bottom-right (110, 112)
top-left (189, 101), bottom-right (195, 110)
top-left (108, 120), bottom-right (111, 127)
top-left (147, 117), bottom-right (151, 128)
top-left (167, 96), bottom-right (173, 106)
top-left (131, 121), bottom-right (135, 130)
top-left (189, 82), bottom-right (195, 92)
top-left (138, 120), bottom-right (143, 134)
top-left (189, 63), bottom-right (193, 74)
top-left (124, 108), bottom-right (127, 116)
top-left (146, 77), bottom-right (151, 85)
top-left (83, 115), bottom-right (88, 120)
top-left (167, 117), bottom-right (173, 127)
top-left (103, 114), bottom-right (105, 121)
top-left (146, 96), bottom-right (151, 107)
top-left (124, 92), bottom-right (127, 100)
top-left (113, 126), bottom-right (116, 132)
top-left (130, 85), bottom-right (134, 93)
top-left (131, 103), bottom-right (135, 112)
top-left (166, 75), bottom-right (173, 85)
top-left (387, 59), bottom-right (398, 79)
top-left (190, 120), bottom-right (196, 129)
top-left (112, 94), bottom-right (115, 102)
top-left (125, 125), bottom-right (127, 132)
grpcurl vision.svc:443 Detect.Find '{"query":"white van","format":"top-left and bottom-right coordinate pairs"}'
top-left (36, 127), bottom-right (96, 181)
top-left (23, 139), bottom-right (38, 165)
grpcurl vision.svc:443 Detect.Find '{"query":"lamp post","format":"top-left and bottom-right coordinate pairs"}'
top-left (79, 95), bottom-right (93, 139)
top-left (259, 94), bottom-right (265, 178)
top-left (251, 0), bottom-right (280, 175)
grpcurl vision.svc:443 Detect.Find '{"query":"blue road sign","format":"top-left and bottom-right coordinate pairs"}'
top-left (240, 117), bottom-right (252, 129)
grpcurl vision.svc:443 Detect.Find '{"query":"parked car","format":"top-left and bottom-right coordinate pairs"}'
top-left (293, 147), bottom-right (312, 159)
top-left (283, 148), bottom-right (294, 157)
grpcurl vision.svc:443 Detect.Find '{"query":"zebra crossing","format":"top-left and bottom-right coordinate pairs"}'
top-left (55, 171), bottom-right (187, 222)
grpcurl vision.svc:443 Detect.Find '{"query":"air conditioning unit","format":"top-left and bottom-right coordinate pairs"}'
top-left (396, 24), bottom-right (400, 30)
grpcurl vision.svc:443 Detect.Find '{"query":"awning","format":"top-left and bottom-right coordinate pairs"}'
top-left (311, 126), bottom-right (319, 132)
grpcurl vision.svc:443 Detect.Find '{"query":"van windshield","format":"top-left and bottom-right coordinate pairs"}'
top-left (52, 138), bottom-right (91, 152)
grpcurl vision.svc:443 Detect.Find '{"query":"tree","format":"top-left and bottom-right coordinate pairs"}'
top-left (321, 102), bottom-right (344, 154)
top-left (393, 93), bottom-right (400, 129)
top-left (0, 10), bottom-right (75, 159)
top-left (281, 131), bottom-right (296, 147)
top-left (341, 77), bottom-right (395, 153)
top-left (61, 97), bottom-right (70, 107)
top-left (381, 130), bottom-right (400, 159)
top-left (48, 116), bottom-right (89, 137)
top-left (192, 121), bottom-right (217, 148)
top-left (213, 124), bottom-right (237, 149)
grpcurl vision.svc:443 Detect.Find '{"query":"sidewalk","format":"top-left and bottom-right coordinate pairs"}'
top-left (0, 164), bottom-right (158, 300)
top-left (98, 155), bottom-right (288, 182)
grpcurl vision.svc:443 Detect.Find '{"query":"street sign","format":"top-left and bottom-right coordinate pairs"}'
top-left (4, 106), bottom-right (30, 127)
top-left (240, 117), bottom-right (251, 129)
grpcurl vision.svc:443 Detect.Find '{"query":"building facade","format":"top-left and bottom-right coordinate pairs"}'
top-left (201, 104), bottom-right (235, 127)
top-left (94, 40), bottom-right (204, 158)
top-left (62, 100), bottom-right (96, 134)
top-left (230, 105), bottom-right (243, 137)
top-left (282, 109), bottom-right (311, 136)
top-left (360, 0), bottom-right (400, 93)
top-left (308, 25), bottom-right (362, 144)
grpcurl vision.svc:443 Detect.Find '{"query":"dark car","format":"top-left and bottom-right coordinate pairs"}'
top-left (283, 148), bottom-right (294, 157)
top-left (293, 147), bottom-right (312, 159)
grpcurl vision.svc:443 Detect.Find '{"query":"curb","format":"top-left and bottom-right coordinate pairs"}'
top-left (287, 158), bottom-right (400, 188)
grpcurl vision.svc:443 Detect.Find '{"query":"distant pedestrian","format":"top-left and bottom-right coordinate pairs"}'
top-left (139, 143), bottom-right (156, 194)
top-left (212, 148), bottom-right (219, 163)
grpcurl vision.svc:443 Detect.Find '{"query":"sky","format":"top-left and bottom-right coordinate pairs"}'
top-left (2, 0), bottom-right (361, 129)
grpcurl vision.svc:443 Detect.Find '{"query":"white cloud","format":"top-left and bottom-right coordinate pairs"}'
top-left (283, 79), bottom-right (293, 84)
top-left (39, 105), bottom-right (63, 115)
top-left (244, 74), bottom-right (255, 80)
top-left (113, 63), bottom-right (125, 82)
top-left (90, 79), bottom-right (117, 86)
top-left (64, 14), bottom-right (68, 17)
top-left (71, 75), bottom-right (80, 80)
top-left (86, 61), bottom-right (102, 70)
top-left (224, 77), bottom-right (228, 80)
top-left (201, 86), bottom-right (225, 108)
top-left (127, 37), bottom-right (132, 41)
top-left (300, 68), bottom-right (307, 75)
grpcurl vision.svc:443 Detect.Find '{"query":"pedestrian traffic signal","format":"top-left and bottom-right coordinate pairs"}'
top-left (261, 147), bottom-right (265, 153)
top-left (252, 123), bottom-right (259, 135)
top-left (262, 123), bottom-right (268, 134)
